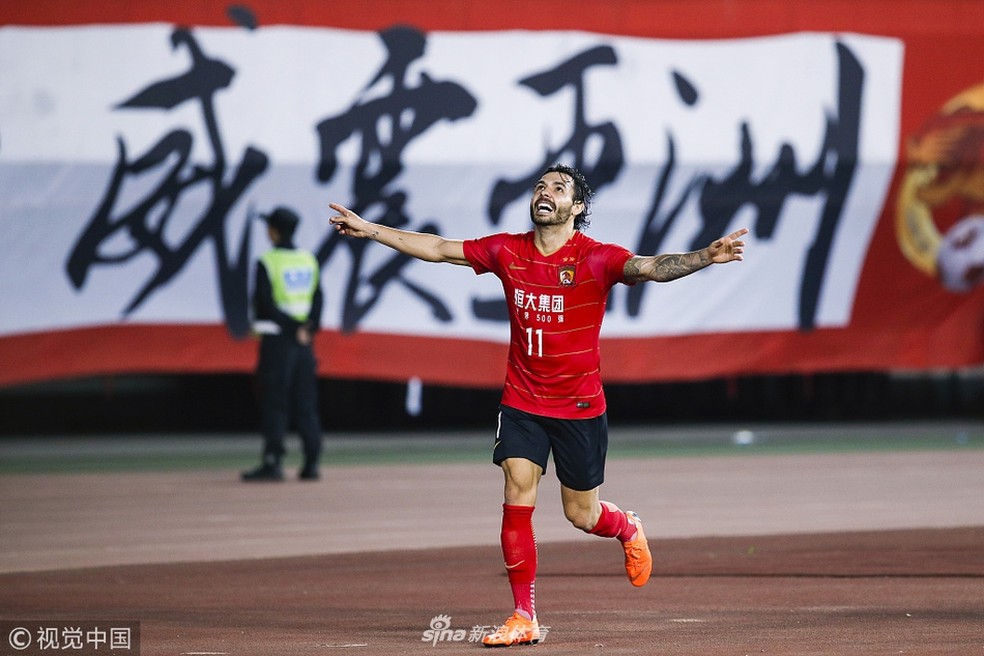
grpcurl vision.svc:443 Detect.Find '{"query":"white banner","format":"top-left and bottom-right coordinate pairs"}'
top-left (0, 26), bottom-right (903, 342)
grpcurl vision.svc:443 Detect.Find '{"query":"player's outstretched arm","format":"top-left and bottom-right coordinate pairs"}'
top-left (624, 228), bottom-right (748, 283)
top-left (328, 203), bottom-right (469, 266)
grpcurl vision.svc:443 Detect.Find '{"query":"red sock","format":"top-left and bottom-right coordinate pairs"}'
top-left (589, 501), bottom-right (636, 542)
top-left (500, 504), bottom-right (536, 620)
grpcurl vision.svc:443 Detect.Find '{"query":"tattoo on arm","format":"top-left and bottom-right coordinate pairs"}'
top-left (626, 250), bottom-right (710, 283)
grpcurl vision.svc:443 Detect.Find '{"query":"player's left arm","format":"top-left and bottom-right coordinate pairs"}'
top-left (623, 228), bottom-right (748, 283)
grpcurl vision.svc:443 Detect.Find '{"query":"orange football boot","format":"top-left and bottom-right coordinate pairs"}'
top-left (623, 511), bottom-right (652, 586)
top-left (482, 612), bottom-right (540, 647)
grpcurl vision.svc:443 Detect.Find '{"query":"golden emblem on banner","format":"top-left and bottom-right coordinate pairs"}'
top-left (896, 82), bottom-right (984, 293)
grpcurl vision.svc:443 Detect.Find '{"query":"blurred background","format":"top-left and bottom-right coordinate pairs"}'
top-left (1, 0), bottom-right (982, 440)
top-left (0, 370), bottom-right (981, 435)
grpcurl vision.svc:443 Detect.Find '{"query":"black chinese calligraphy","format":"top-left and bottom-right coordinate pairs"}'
top-left (314, 26), bottom-right (478, 331)
top-left (628, 41), bottom-right (864, 331)
top-left (65, 27), bottom-right (267, 337)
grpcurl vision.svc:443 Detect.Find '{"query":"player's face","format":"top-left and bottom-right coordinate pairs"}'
top-left (529, 172), bottom-right (584, 227)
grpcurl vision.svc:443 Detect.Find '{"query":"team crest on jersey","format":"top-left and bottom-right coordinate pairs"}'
top-left (559, 265), bottom-right (576, 287)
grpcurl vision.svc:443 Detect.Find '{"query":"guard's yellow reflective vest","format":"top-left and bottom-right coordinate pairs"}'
top-left (260, 248), bottom-right (319, 322)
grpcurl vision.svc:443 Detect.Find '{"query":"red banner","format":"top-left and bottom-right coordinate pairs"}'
top-left (1, 0), bottom-right (981, 388)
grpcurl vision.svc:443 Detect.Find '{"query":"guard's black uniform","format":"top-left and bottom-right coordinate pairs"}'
top-left (243, 207), bottom-right (325, 482)
top-left (254, 253), bottom-right (324, 473)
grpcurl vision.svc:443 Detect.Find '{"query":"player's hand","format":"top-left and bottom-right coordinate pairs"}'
top-left (328, 203), bottom-right (374, 238)
top-left (707, 228), bottom-right (748, 264)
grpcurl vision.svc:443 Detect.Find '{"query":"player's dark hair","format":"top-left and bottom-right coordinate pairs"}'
top-left (543, 163), bottom-right (593, 231)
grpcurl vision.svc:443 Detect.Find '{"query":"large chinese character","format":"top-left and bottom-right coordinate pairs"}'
top-left (66, 27), bottom-right (267, 337)
top-left (487, 46), bottom-right (624, 227)
top-left (314, 26), bottom-right (477, 331)
top-left (628, 42), bottom-right (864, 330)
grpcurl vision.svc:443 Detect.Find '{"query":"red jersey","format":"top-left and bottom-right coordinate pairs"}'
top-left (463, 231), bottom-right (634, 419)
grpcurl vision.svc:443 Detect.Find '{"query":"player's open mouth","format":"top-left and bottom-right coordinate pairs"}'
top-left (535, 201), bottom-right (554, 215)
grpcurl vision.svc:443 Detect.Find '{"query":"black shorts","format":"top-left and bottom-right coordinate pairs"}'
top-left (493, 404), bottom-right (608, 491)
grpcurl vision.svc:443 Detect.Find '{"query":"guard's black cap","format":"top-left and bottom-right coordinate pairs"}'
top-left (259, 206), bottom-right (300, 235)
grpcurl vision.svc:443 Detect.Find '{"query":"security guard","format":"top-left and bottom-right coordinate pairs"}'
top-left (242, 206), bottom-right (324, 482)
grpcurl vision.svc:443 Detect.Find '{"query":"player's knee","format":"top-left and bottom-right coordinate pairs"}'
top-left (502, 459), bottom-right (541, 505)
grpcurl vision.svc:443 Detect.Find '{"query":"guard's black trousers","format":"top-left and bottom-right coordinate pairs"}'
top-left (256, 334), bottom-right (322, 465)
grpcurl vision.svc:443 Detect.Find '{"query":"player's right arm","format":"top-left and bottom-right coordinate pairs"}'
top-left (328, 202), bottom-right (469, 266)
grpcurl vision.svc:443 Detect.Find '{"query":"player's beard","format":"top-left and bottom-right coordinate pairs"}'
top-left (529, 203), bottom-right (573, 227)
